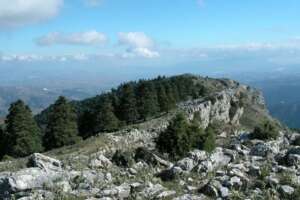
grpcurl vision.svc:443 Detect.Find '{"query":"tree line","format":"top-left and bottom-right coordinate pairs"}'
top-left (0, 74), bottom-right (208, 159)
top-left (0, 97), bottom-right (79, 159)
top-left (37, 74), bottom-right (208, 138)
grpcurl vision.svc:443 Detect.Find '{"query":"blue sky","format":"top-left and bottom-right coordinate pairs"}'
top-left (0, 0), bottom-right (300, 87)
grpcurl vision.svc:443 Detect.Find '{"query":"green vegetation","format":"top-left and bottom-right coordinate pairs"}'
top-left (37, 74), bottom-right (209, 138)
top-left (156, 113), bottom-right (216, 159)
top-left (112, 150), bottom-right (134, 167)
top-left (44, 96), bottom-right (81, 150)
top-left (94, 95), bottom-right (120, 133)
top-left (202, 125), bottom-right (216, 153)
top-left (0, 75), bottom-right (215, 159)
top-left (250, 120), bottom-right (279, 140)
top-left (2, 100), bottom-right (43, 158)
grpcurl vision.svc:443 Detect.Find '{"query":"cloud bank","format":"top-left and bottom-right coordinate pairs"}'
top-left (36, 31), bottom-right (108, 46)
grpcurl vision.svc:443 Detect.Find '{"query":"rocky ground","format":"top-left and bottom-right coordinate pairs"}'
top-left (1, 81), bottom-right (299, 200)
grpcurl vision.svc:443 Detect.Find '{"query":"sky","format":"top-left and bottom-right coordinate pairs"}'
top-left (0, 0), bottom-right (300, 87)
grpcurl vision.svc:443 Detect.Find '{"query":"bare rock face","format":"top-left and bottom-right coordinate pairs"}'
top-left (0, 154), bottom-right (64, 198)
top-left (180, 88), bottom-right (245, 129)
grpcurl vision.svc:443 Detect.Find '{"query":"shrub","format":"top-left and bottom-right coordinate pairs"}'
top-left (112, 150), bottom-right (134, 167)
top-left (156, 113), bottom-right (216, 159)
top-left (155, 113), bottom-right (191, 159)
top-left (134, 147), bottom-right (158, 166)
top-left (250, 120), bottom-right (279, 140)
top-left (293, 136), bottom-right (300, 146)
top-left (202, 126), bottom-right (216, 153)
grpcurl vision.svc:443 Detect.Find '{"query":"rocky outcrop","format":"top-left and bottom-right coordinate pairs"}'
top-left (1, 127), bottom-right (300, 199)
top-left (180, 89), bottom-right (245, 128)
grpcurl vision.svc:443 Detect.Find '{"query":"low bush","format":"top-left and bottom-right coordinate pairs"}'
top-left (156, 113), bottom-right (216, 159)
top-left (112, 150), bottom-right (134, 167)
top-left (250, 120), bottom-right (279, 140)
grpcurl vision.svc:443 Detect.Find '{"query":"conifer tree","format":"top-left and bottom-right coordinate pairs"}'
top-left (94, 96), bottom-right (120, 132)
top-left (137, 81), bottom-right (159, 121)
top-left (203, 126), bottom-right (216, 153)
top-left (156, 113), bottom-right (191, 159)
top-left (44, 96), bottom-right (80, 150)
top-left (5, 100), bottom-right (43, 157)
top-left (0, 127), bottom-right (7, 159)
top-left (118, 83), bottom-right (139, 124)
top-left (165, 83), bottom-right (177, 109)
top-left (157, 84), bottom-right (172, 112)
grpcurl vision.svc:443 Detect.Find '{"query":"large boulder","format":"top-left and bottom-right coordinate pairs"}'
top-left (250, 143), bottom-right (271, 157)
top-left (0, 154), bottom-right (64, 195)
top-left (28, 153), bottom-right (62, 172)
top-left (89, 154), bottom-right (112, 169)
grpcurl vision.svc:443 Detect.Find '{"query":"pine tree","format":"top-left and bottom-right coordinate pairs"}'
top-left (94, 96), bottom-right (120, 132)
top-left (0, 126), bottom-right (7, 159)
top-left (165, 83), bottom-right (177, 109)
top-left (156, 113), bottom-right (191, 159)
top-left (44, 96), bottom-right (80, 150)
top-left (118, 83), bottom-right (139, 124)
top-left (137, 81), bottom-right (159, 121)
top-left (5, 100), bottom-right (43, 157)
top-left (203, 126), bottom-right (216, 153)
top-left (157, 84), bottom-right (172, 113)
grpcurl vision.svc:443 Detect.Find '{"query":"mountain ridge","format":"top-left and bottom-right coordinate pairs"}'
top-left (1, 74), bottom-right (297, 200)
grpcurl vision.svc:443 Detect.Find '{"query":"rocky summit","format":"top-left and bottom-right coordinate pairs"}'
top-left (0, 77), bottom-right (299, 200)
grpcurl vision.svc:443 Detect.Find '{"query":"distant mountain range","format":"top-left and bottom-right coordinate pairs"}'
top-left (0, 86), bottom-right (98, 117)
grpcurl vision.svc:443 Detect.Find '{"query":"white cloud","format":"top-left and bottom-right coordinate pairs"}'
top-left (0, 54), bottom-right (43, 62)
top-left (213, 41), bottom-right (300, 51)
top-left (118, 32), bottom-right (154, 48)
top-left (36, 31), bottom-right (108, 46)
top-left (0, 0), bottom-right (63, 28)
top-left (118, 32), bottom-right (159, 58)
top-left (132, 48), bottom-right (160, 58)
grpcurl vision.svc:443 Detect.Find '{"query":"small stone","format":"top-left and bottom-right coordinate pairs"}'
top-left (279, 185), bottom-right (294, 196)
top-left (219, 186), bottom-right (229, 198)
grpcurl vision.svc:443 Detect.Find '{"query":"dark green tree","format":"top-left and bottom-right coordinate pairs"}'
top-left (137, 81), bottom-right (159, 120)
top-left (202, 126), bottom-right (216, 153)
top-left (0, 126), bottom-right (7, 159)
top-left (44, 96), bottom-right (80, 150)
top-left (94, 96), bottom-right (120, 132)
top-left (118, 83), bottom-right (139, 124)
top-left (165, 83), bottom-right (177, 108)
top-left (5, 100), bottom-right (43, 157)
top-left (157, 84), bottom-right (172, 113)
top-left (156, 113), bottom-right (191, 159)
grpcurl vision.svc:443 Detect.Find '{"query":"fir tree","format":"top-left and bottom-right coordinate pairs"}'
top-left (157, 84), bottom-right (171, 113)
top-left (165, 83), bottom-right (177, 109)
top-left (5, 100), bottom-right (43, 157)
top-left (94, 96), bottom-right (120, 132)
top-left (203, 126), bottom-right (216, 153)
top-left (156, 113), bottom-right (191, 159)
top-left (137, 81), bottom-right (159, 121)
top-left (118, 83), bottom-right (139, 124)
top-left (0, 127), bottom-right (7, 159)
top-left (44, 96), bottom-right (80, 150)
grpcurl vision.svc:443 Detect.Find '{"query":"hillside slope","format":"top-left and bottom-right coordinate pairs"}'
top-left (1, 75), bottom-right (298, 200)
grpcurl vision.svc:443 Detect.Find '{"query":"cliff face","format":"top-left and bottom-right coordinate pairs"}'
top-left (1, 77), bottom-right (296, 200)
top-left (181, 81), bottom-right (268, 130)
